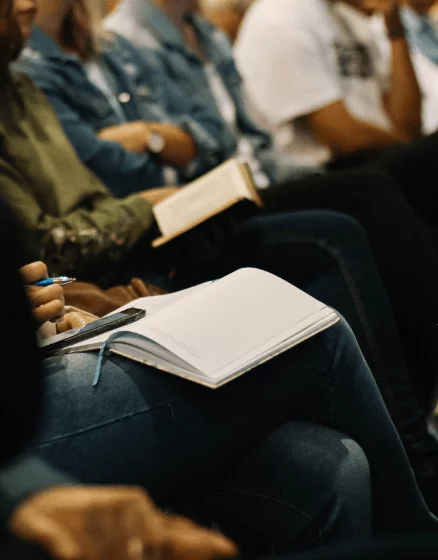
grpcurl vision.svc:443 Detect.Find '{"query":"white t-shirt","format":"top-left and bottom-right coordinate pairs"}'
top-left (235, 0), bottom-right (393, 165)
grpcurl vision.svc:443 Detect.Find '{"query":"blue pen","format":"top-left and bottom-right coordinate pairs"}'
top-left (34, 277), bottom-right (76, 287)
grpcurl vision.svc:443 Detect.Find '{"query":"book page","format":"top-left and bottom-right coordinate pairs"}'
top-left (68, 282), bottom-right (210, 349)
top-left (153, 159), bottom-right (255, 237)
top-left (128, 268), bottom-right (331, 378)
top-left (69, 269), bottom-right (335, 385)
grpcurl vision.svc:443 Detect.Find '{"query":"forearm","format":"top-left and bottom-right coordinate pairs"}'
top-left (311, 118), bottom-right (404, 155)
top-left (98, 124), bottom-right (148, 153)
top-left (98, 122), bottom-right (196, 169)
top-left (385, 11), bottom-right (422, 138)
top-left (3, 191), bottom-right (153, 276)
top-left (36, 196), bottom-right (154, 276)
top-left (148, 124), bottom-right (197, 167)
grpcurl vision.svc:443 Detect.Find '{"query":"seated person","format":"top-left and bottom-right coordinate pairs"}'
top-left (0, 199), bottom-right (237, 560)
top-left (1, 196), bottom-right (437, 559)
top-left (16, 4), bottom-right (231, 197)
top-left (12, 256), bottom-right (438, 554)
top-left (12, 0), bottom-right (438, 427)
top-left (18, 0), bottom-right (313, 194)
top-left (2, 0), bottom-right (438, 509)
top-left (235, 0), bottom-right (425, 167)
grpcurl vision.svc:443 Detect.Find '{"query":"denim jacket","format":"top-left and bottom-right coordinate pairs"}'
top-left (401, 6), bottom-right (438, 66)
top-left (105, 0), bottom-right (287, 182)
top-left (15, 26), bottom-right (227, 197)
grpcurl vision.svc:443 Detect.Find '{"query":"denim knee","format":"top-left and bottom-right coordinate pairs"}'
top-left (278, 424), bottom-right (372, 547)
top-left (320, 436), bottom-right (372, 540)
top-left (202, 422), bottom-right (372, 552)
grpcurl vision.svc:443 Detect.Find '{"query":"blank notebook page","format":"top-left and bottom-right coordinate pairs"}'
top-left (133, 268), bottom-right (329, 378)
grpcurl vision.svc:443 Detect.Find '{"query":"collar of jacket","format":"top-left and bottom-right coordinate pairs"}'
top-left (118, 0), bottom-right (217, 58)
top-left (401, 5), bottom-right (430, 34)
top-left (24, 26), bottom-right (79, 63)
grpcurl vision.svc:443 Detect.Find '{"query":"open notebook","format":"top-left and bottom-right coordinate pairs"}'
top-left (67, 269), bottom-right (339, 388)
top-left (152, 158), bottom-right (262, 247)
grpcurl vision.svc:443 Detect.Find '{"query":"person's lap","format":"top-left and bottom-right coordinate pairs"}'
top-left (34, 322), bottom-right (348, 497)
top-left (32, 320), bottom-right (374, 551)
top-left (215, 210), bottom-right (423, 434)
top-left (31, 318), bottom-right (435, 538)
top-left (259, 172), bottom-right (438, 407)
top-left (76, 209), bottom-right (424, 437)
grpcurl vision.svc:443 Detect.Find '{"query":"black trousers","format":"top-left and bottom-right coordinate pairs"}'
top-left (260, 163), bottom-right (438, 409)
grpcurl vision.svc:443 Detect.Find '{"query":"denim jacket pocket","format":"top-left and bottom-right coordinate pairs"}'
top-left (65, 89), bottom-right (117, 129)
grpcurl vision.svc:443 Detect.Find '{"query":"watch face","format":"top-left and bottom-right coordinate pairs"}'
top-left (148, 132), bottom-right (166, 154)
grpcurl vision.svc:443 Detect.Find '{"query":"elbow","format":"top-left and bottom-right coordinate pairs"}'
top-left (391, 103), bottom-right (423, 140)
top-left (311, 123), bottom-right (376, 156)
top-left (182, 140), bottom-right (197, 165)
top-left (328, 133), bottom-right (374, 156)
top-left (400, 119), bottom-right (423, 141)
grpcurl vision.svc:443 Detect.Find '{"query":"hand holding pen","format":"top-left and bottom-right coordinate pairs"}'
top-left (18, 262), bottom-right (74, 326)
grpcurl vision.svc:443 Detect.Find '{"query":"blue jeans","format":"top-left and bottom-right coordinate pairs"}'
top-left (107, 209), bottom-right (425, 439)
top-left (32, 320), bottom-right (435, 553)
top-left (206, 210), bottom-right (424, 438)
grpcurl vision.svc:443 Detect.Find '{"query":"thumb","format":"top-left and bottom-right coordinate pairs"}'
top-left (56, 314), bottom-right (74, 334)
top-left (15, 515), bottom-right (82, 560)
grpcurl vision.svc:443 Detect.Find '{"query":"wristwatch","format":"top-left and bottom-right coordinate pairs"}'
top-left (145, 130), bottom-right (166, 155)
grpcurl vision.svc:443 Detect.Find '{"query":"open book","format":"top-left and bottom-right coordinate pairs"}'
top-left (152, 159), bottom-right (262, 247)
top-left (66, 269), bottom-right (339, 388)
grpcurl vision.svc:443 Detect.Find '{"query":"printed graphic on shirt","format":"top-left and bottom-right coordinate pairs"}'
top-left (334, 41), bottom-right (373, 78)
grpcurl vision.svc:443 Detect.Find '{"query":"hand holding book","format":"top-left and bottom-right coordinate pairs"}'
top-left (151, 159), bottom-right (262, 247)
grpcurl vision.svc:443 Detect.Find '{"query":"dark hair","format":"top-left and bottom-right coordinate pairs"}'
top-left (61, 0), bottom-right (101, 60)
top-left (0, 0), bottom-right (24, 88)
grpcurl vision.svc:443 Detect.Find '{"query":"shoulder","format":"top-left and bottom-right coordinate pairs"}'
top-left (238, 0), bottom-right (332, 53)
top-left (105, 12), bottom-right (161, 51)
top-left (196, 15), bottom-right (234, 56)
top-left (105, 32), bottom-right (166, 78)
top-left (244, 0), bottom-right (328, 25)
top-left (15, 47), bottom-right (65, 92)
top-left (10, 71), bottom-right (37, 92)
top-left (238, 0), bottom-right (332, 46)
top-left (10, 72), bottom-right (52, 105)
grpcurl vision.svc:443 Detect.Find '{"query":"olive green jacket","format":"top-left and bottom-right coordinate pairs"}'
top-left (0, 74), bottom-right (154, 276)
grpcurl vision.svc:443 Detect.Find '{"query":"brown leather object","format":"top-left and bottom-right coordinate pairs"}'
top-left (63, 278), bottom-right (167, 317)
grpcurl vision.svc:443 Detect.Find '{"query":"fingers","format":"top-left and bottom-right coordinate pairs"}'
top-left (56, 312), bottom-right (95, 333)
top-left (27, 284), bottom-right (65, 325)
top-left (10, 486), bottom-right (237, 560)
top-left (19, 261), bottom-right (49, 285)
top-left (9, 511), bottom-right (81, 560)
top-left (157, 515), bottom-right (238, 560)
top-left (139, 187), bottom-right (179, 205)
top-left (28, 284), bottom-right (64, 308)
top-left (82, 489), bottom-right (158, 560)
top-left (20, 263), bottom-right (66, 325)
top-left (33, 300), bottom-right (65, 326)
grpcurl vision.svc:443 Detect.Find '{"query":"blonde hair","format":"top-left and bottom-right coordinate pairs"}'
top-left (61, 0), bottom-right (108, 60)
